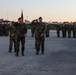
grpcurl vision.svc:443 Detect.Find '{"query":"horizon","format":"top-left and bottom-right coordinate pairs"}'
top-left (0, 0), bottom-right (76, 22)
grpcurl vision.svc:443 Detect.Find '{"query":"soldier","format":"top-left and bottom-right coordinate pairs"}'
top-left (4, 24), bottom-right (9, 36)
top-left (0, 24), bottom-right (1, 36)
top-left (31, 20), bottom-right (36, 37)
top-left (0, 24), bottom-right (3, 36)
top-left (35, 17), bottom-right (45, 55)
top-left (67, 24), bottom-right (72, 38)
top-left (34, 19), bottom-right (38, 49)
top-left (45, 24), bottom-right (50, 37)
top-left (72, 22), bottom-right (76, 38)
top-left (8, 22), bottom-right (17, 53)
top-left (61, 23), bottom-right (67, 38)
top-left (55, 24), bottom-right (61, 38)
top-left (2, 24), bottom-right (5, 36)
top-left (15, 17), bottom-right (27, 56)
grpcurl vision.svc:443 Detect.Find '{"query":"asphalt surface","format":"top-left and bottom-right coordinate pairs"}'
top-left (0, 30), bottom-right (76, 75)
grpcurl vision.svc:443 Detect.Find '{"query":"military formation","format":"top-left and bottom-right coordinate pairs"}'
top-left (0, 22), bottom-right (9, 36)
top-left (0, 16), bottom-right (51, 57)
top-left (2, 16), bottom-right (76, 57)
top-left (55, 22), bottom-right (76, 38)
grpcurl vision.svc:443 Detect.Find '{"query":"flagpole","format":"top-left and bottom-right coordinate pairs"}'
top-left (21, 9), bottom-right (24, 22)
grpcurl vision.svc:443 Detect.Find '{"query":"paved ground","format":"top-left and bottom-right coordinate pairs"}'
top-left (0, 30), bottom-right (76, 75)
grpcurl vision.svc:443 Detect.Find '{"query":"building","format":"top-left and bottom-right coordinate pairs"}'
top-left (25, 20), bottom-right (31, 24)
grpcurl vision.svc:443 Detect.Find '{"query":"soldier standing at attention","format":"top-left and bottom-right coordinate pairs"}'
top-left (72, 22), bottom-right (76, 38)
top-left (4, 24), bottom-right (9, 36)
top-left (35, 17), bottom-right (45, 55)
top-left (55, 24), bottom-right (61, 38)
top-left (34, 19), bottom-right (38, 49)
top-left (31, 20), bottom-right (36, 37)
top-left (0, 24), bottom-right (3, 36)
top-left (8, 22), bottom-right (17, 53)
top-left (67, 24), bottom-right (72, 38)
top-left (61, 23), bottom-right (67, 38)
top-left (15, 17), bottom-right (27, 57)
top-left (45, 24), bottom-right (50, 38)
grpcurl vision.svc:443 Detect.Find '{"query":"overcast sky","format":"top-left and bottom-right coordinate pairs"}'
top-left (0, 0), bottom-right (76, 22)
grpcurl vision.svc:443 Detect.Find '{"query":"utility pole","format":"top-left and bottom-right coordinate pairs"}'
top-left (26, 16), bottom-right (28, 21)
top-left (7, 11), bottom-right (8, 20)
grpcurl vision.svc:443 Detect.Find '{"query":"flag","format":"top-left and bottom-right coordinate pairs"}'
top-left (21, 9), bottom-right (24, 22)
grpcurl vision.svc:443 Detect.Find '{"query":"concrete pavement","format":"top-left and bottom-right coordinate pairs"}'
top-left (0, 30), bottom-right (76, 75)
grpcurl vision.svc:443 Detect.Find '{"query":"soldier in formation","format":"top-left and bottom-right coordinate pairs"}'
top-left (32, 19), bottom-right (38, 49)
top-left (55, 24), bottom-right (61, 38)
top-left (0, 23), bottom-right (9, 36)
top-left (0, 24), bottom-right (3, 36)
top-left (35, 17), bottom-right (45, 55)
top-left (55, 23), bottom-right (76, 38)
top-left (15, 17), bottom-right (27, 56)
top-left (31, 20), bottom-right (36, 37)
top-left (8, 17), bottom-right (27, 57)
top-left (61, 23), bottom-right (67, 38)
top-left (72, 22), bottom-right (76, 38)
top-left (8, 22), bottom-right (17, 53)
top-left (45, 23), bottom-right (50, 37)
top-left (67, 24), bottom-right (72, 38)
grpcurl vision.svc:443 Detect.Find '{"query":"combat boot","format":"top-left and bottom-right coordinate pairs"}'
top-left (36, 51), bottom-right (39, 55)
top-left (8, 50), bottom-right (12, 53)
top-left (15, 53), bottom-right (19, 57)
top-left (22, 52), bottom-right (24, 56)
top-left (14, 50), bottom-right (16, 53)
top-left (42, 51), bottom-right (44, 54)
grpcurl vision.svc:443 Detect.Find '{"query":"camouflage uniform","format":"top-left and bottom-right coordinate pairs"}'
top-left (55, 25), bottom-right (61, 38)
top-left (61, 24), bottom-right (67, 38)
top-left (33, 20), bottom-right (38, 49)
top-left (8, 22), bottom-right (17, 53)
top-left (15, 23), bottom-right (27, 56)
top-left (2, 24), bottom-right (5, 36)
top-left (45, 24), bottom-right (50, 37)
top-left (35, 22), bottom-right (45, 55)
top-left (4, 24), bottom-right (9, 36)
top-left (72, 24), bottom-right (76, 38)
top-left (31, 20), bottom-right (36, 37)
top-left (0, 24), bottom-right (3, 36)
top-left (67, 24), bottom-right (72, 38)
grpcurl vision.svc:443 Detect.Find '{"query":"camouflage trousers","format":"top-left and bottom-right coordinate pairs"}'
top-left (68, 31), bottom-right (71, 38)
top-left (0, 31), bottom-right (4, 36)
top-left (16, 37), bottom-right (25, 55)
top-left (73, 31), bottom-right (76, 38)
top-left (62, 31), bottom-right (66, 38)
top-left (57, 31), bottom-right (60, 38)
top-left (36, 37), bottom-right (45, 54)
top-left (31, 28), bottom-right (35, 37)
top-left (9, 37), bottom-right (17, 52)
top-left (45, 30), bottom-right (49, 37)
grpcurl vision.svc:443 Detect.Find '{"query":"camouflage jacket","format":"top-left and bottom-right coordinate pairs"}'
top-left (35, 22), bottom-right (45, 39)
top-left (16, 23), bottom-right (27, 38)
top-left (8, 23), bottom-right (17, 38)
